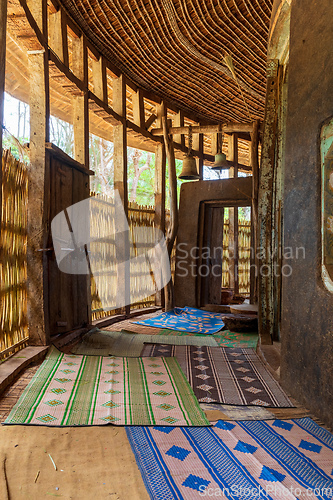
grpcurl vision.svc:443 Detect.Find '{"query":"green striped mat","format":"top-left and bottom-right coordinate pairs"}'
top-left (72, 328), bottom-right (218, 357)
top-left (4, 346), bottom-right (210, 427)
top-left (158, 328), bottom-right (259, 349)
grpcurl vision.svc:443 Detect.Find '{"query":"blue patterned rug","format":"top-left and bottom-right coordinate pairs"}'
top-left (126, 417), bottom-right (333, 499)
top-left (133, 306), bottom-right (225, 334)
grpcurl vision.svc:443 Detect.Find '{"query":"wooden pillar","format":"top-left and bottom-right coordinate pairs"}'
top-left (132, 88), bottom-right (145, 129)
top-left (162, 103), bottom-right (178, 311)
top-left (92, 56), bottom-right (107, 103)
top-left (71, 35), bottom-right (90, 325)
top-left (72, 37), bottom-right (89, 166)
top-left (193, 125), bottom-right (204, 179)
top-left (0, 0), bottom-right (7, 233)
top-left (27, 0), bottom-right (50, 345)
top-left (113, 74), bottom-right (130, 314)
top-left (258, 60), bottom-right (280, 345)
top-left (228, 133), bottom-right (239, 295)
top-left (72, 95), bottom-right (89, 165)
top-left (154, 104), bottom-right (166, 306)
top-left (211, 133), bottom-right (218, 155)
top-left (174, 110), bottom-right (185, 148)
top-left (48, 9), bottom-right (69, 66)
top-left (250, 120), bottom-right (260, 304)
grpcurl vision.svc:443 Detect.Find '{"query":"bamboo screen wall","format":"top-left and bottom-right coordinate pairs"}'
top-left (0, 150), bottom-right (28, 360)
top-left (128, 202), bottom-right (157, 310)
top-left (222, 219), bottom-right (251, 295)
top-left (91, 197), bottom-right (160, 321)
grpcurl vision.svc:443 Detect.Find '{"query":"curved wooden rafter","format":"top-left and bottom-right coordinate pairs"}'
top-left (59, 0), bottom-right (272, 122)
top-left (5, 0), bottom-right (260, 168)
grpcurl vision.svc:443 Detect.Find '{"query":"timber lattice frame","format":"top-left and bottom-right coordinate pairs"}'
top-left (6, 0), bottom-right (257, 169)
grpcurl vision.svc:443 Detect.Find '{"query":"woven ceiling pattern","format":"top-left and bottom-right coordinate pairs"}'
top-left (60, 0), bottom-right (272, 123)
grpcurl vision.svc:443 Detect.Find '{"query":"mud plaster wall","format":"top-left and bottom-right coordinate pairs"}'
top-left (174, 177), bottom-right (252, 308)
top-left (281, 0), bottom-right (333, 428)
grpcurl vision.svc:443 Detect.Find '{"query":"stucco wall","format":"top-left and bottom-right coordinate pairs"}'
top-left (174, 177), bottom-right (252, 308)
top-left (281, 0), bottom-right (333, 427)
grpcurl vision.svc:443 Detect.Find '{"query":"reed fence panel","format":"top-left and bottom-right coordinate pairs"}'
top-left (0, 150), bottom-right (28, 361)
top-left (222, 219), bottom-right (251, 296)
top-left (90, 196), bottom-right (160, 321)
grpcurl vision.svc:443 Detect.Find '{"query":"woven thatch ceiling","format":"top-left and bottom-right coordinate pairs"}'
top-left (59, 0), bottom-right (272, 123)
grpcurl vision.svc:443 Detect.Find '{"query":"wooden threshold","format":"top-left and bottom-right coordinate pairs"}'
top-left (0, 346), bottom-right (49, 396)
top-left (91, 306), bottom-right (162, 329)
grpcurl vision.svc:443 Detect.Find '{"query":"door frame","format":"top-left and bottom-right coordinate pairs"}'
top-left (196, 199), bottom-right (251, 308)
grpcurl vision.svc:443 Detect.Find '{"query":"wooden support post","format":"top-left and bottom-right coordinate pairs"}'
top-left (113, 75), bottom-right (127, 206)
top-left (228, 133), bottom-right (239, 295)
top-left (132, 88), bottom-right (145, 129)
top-left (0, 0), bottom-right (7, 234)
top-left (72, 95), bottom-right (89, 165)
top-left (250, 119), bottom-right (260, 304)
top-left (48, 8), bottom-right (69, 67)
top-left (26, 0), bottom-right (50, 345)
top-left (154, 104), bottom-right (166, 235)
top-left (71, 35), bottom-right (90, 326)
top-left (211, 133), bottom-right (218, 155)
top-left (27, 0), bottom-right (46, 32)
top-left (72, 36), bottom-right (89, 166)
top-left (72, 35), bottom-right (86, 81)
top-left (154, 103), bottom-right (166, 306)
top-left (232, 133), bottom-right (239, 178)
top-left (174, 110), bottom-right (185, 148)
top-left (162, 103), bottom-right (178, 311)
top-left (258, 60), bottom-right (280, 345)
top-left (92, 56), bottom-right (107, 103)
top-left (113, 74), bottom-right (130, 315)
top-left (193, 126), bottom-right (203, 179)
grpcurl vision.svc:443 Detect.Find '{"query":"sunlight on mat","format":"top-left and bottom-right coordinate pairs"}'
top-left (71, 328), bottom-right (218, 356)
top-left (4, 346), bottom-right (210, 427)
top-left (158, 328), bottom-right (259, 349)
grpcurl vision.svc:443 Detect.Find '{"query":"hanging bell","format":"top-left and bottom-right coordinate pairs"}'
top-left (178, 154), bottom-right (200, 180)
top-left (211, 152), bottom-right (228, 170)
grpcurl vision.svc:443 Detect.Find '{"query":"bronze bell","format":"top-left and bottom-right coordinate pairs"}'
top-left (178, 154), bottom-right (200, 180)
top-left (211, 152), bottom-right (228, 170)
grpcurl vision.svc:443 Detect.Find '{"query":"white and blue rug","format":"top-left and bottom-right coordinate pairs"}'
top-left (126, 417), bottom-right (333, 499)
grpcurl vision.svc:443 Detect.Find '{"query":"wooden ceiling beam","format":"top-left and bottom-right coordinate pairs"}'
top-left (144, 113), bottom-right (157, 130)
top-left (150, 123), bottom-right (254, 136)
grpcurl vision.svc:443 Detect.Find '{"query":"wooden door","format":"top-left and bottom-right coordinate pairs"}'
top-left (45, 146), bottom-right (90, 336)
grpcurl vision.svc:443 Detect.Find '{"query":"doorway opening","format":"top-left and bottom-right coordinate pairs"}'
top-left (197, 201), bottom-right (252, 308)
